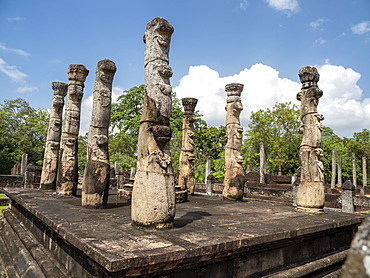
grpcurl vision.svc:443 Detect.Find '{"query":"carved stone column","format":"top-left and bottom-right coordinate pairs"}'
top-left (222, 83), bottom-right (246, 201)
top-left (40, 82), bottom-right (67, 190)
top-left (131, 17), bottom-right (175, 229)
top-left (82, 59), bottom-right (116, 208)
top-left (178, 98), bottom-right (198, 195)
top-left (296, 66), bottom-right (325, 212)
top-left (56, 64), bottom-right (89, 195)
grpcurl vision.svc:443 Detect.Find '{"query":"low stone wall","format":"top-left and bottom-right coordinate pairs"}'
top-left (0, 175), bottom-right (23, 187)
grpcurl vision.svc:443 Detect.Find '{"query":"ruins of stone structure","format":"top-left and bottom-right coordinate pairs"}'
top-left (131, 17), bottom-right (175, 229)
top-left (296, 66), bottom-right (325, 211)
top-left (56, 64), bottom-right (89, 195)
top-left (82, 59), bottom-right (116, 208)
top-left (178, 98), bottom-right (198, 195)
top-left (222, 83), bottom-right (246, 201)
top-left (40, 82), bottom-right (68, 190)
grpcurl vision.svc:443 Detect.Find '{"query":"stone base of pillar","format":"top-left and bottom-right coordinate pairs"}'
top-left (131, 171), bottom-right (175, 230)
top-left (81, 192), bottom-right (104, 209)
top-left (57, 182), bottom-right (75, 196)
top-left (39, 183), bottom-right (55, 190)
top-left (296, 206), bottom-right (324, 213)
top-left (296, 181), bottom-right (325, 210)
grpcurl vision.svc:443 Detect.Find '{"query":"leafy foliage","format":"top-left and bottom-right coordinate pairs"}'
top-left (242, 102), bottom-right (302, 176)
top-left (0, 98), bottom-right (49, 174)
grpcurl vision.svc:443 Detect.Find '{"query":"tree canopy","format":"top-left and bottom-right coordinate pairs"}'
top-left (0, 98), bottom-right (49, 174)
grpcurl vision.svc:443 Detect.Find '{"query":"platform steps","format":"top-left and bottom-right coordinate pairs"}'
top-left (0, 209), bottom-right (69, 278)
top-left (263, 249), bottom-right (347, 278)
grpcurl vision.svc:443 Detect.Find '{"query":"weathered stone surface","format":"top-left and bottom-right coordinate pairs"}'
top-left (296, 66), bottom-right (325, 212)
top-left (1, 187), bottom-right (365, 277)
top-left (342, 216), bottom-right (370, 277)
top-left (222, 83), bottom-right (246, 201)
top-left (56, 64), bottom-right (89, 195)
top-left (20, 153), bottom-right (28, 176)
top-left (24, 164), bottom-right (35, 188)
top-left (82, 59), bottom-right (116, 208)
top-left (178, 98), bottom-right (197, 195)
top-left (40, 82), bottom-right (67, 190)
top-left (131, 17), bottom-right (176, 229)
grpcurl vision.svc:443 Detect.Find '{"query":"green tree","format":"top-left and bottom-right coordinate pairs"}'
top-left (0, 98), bottom-right (49, 173)
top-left (242, 102), bottom-right (302, 176)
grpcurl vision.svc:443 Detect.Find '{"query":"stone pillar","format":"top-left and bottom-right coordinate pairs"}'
top-left (352, 153), bottom-right (357, 188)
top-left (296, 66), bottom-right (325, 212)
top-left (362, 156), bottom-right (367, 196)
top-left (246, 164), bottom-right (251, 174)
top-left (206, 174), bottom-right (215, 196)
top-left (260, 142), bottom-right (266, 183)
top-left (330, 148), bottom-right (336, 189)
top-left (24, 164), bottom-right (35, 188)
top-left (131, 17), bottom-right (175, 229)
top-left (130, 167), bottom-right (136, 180)
top-left (222, 83), bottom-right (245, 201)
top-left (20, 153), bottom-right (28, 176)
top-left (205, 160), bottom-right (211, 184)
top-left (341, 180), bottom-right (355, 213)
top-left (56, 64), bottom-right (89, 195)
top-left (338, 157), bottom-right (343, 187)
top-left (178, 98), bottom-right (197, 195)
top-left (40, 82), bottom-right (68, 190)
top-left (82, 59), bottom-right (116, 208)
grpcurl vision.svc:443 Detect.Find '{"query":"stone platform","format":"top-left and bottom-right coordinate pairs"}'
top-left (0, 187), bottom-right (365, 277)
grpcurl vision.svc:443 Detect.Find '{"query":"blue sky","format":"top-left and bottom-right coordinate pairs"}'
top-left (1, 0), bottom-right (369, 138)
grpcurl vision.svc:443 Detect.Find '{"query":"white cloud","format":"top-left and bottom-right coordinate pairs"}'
top-left (174, 63), bottom-right (300, 130)
top-left (174, 63), bottom-right (368, 138)
top-left (314, 37), bottom-right (327, 45)
top-left (351, 21), bottom-right (370, 35)
top-left (239, 0), bottom-right (249, 11)
top-left (265, 0), bottom-right (300, 14)
top-left (7, 17), bottom-right (24, 22)
top-left (80, 86), bottom-right (123, 135)
top-left (310, 18), bottom-right (329, 30)
top-left (16, 85), bottom-right (38, 94)
top-left (0, 58), bottom-right (28, 82)
top-left (0, 43), bottom-right (30, 57)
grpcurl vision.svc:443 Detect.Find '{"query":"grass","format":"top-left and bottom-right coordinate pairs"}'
top-left (0, 206), bottom-right (8, 216)
top-left (0, 194), bottom-right (9, 199)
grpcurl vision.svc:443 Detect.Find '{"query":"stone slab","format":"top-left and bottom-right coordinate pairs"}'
top-left (1, 187), bottom-right (365, 277)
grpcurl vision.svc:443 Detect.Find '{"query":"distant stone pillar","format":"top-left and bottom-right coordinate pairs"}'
top-left (341, 180), bottom-right (355, 213)
top-left (24, 164), bottom-right (35, 188)
top-left (362, 156), bottom-right (367, 196)
top-left (131, 17), bottom-right (175, 229)
top-left (296, 66), bottom-right (325, 212)
top-left (205, 160), bottom-right (211, 184)
top-left (178, 98), bottom-right (197, 195)
top-left (40, 82), bottom-right (67, 190)
top-left (82, 59), bottom-right (116, 208)
top-left (130, 167), bottom-right (136, 180)
top-left (56, 64), bottom-right (89, 195)
top-left (20, 153), bottom-right (28, 176)
top-left (352, 153), bottom-right (357, 188)
top-left (330, 148), bottom-right (336, 189)
top-left (338, 157), bottom-right (343, 187)
top-left (206, 174), bottom-right (215, 196)
top-left (260, 142), bottom-right (266, 183)
top-left (222, 83), bottom-right (245, 201)
top-left (246, 164), bottom-right (251, 174)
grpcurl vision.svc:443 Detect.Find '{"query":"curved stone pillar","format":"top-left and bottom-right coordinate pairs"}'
top-left (222, 83), bottom-right (246, 201)
top-left (296, 66), bottom-right (325, 212)
top-left (178, 98), bottom-right (198, 195)
top-left (56, 64), bottom-right (89, 195)
top-left (131, 17), bottom-right (175, 229)
top-left (82, 59), bottom-right (116, 208)
top-left (40, 82), bottom-right (67, 190)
